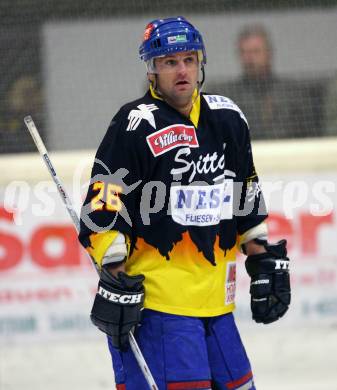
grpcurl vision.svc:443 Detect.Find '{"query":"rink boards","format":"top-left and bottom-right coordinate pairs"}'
top-left (0, 138), bottom-right (337, 344)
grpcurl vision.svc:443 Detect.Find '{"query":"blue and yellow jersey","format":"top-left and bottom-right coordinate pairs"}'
top-left (79, 88), bottom-right (267, 317)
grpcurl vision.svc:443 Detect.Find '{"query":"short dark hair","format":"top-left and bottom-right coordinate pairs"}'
top-left (237, 25), bottom-right (272, 52)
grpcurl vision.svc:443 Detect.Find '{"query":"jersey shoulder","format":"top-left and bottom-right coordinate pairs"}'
top-left (201, 92), bottom-right (249, 127)
top-left (100, 93), bottom-right (153, 151)
top-left (117, 92), bottom-right (160, 132)
top-left (119, 93), bottom-right (152, 114)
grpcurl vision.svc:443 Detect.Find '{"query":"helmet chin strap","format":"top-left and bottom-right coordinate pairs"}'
top-left (151, 74), bottom-right (162, 97)
top-left (197, 65), bottom-right (205, 93)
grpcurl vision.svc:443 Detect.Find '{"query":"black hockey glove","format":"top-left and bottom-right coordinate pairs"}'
top-left (245, 239), bottom-right (290, 324)
top-left (90, 267), bottom-right (145, 350)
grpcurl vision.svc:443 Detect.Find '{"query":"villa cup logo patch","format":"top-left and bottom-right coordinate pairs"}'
top-left (146, 124), bottom-right (199, 157)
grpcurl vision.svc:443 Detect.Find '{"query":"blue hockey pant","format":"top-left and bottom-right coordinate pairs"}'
top-left (108, 309), bottom-right (255, 390)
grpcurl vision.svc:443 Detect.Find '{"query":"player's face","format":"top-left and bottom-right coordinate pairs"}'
top-left (239, 35), bottom-right (271, 78)
top-left (152, 51), bottom-right (199, 111)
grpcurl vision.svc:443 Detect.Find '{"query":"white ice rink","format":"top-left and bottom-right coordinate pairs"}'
top-left (1, 326), bottom-right (336, 390)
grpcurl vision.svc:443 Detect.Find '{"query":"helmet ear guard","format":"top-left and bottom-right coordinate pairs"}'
top-left (145, 58), bottom-right (156, 74)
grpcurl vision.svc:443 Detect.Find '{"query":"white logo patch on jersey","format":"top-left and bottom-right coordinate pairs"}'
top-left (146, 124), bottom-right (199, 157)
top-left (225, 262), bottom-right (236, 305)
top-left (126, 103), bottom-right (158, 131)
top-left (170, 181), bottom-right (233, 227)
top-left (203, 95), bottom-right (248, 126)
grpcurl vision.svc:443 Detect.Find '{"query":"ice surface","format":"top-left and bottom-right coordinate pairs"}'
top-left (1, 326), bottom-right (336, 390)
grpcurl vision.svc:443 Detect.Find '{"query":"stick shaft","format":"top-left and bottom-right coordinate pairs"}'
top-left (24, 115), bottom-right (158, 390)
top-left (24, 116), bottom-right (81, 231)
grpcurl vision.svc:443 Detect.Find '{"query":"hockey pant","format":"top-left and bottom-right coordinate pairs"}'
top-left (108, 309), bottom-right (255, 390)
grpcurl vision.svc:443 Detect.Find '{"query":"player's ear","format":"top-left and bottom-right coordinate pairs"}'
top-left (147, 73), bottom-right (157, 90)
top-left (147, 73), bottom-right (155, 84)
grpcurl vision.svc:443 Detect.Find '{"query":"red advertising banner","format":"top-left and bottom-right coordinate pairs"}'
top-left (1, 173), bottom-right (336, 343)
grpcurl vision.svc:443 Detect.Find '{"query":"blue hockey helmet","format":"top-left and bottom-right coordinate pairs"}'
top-left (139, 16), bottom-right (207, 70)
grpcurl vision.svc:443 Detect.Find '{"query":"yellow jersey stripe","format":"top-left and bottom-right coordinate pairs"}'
top-left (149, 84), bottom-right (200, 128)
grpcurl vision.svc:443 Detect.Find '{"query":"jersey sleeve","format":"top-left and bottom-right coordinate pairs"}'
top-left (78, 108), bottom-right (147, 250)
top-left (235, 118), bottom-right (268, 235)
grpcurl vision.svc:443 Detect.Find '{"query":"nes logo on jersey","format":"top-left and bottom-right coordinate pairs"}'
top-left (170, 181), bottom-right (233, 226)
top-left (146, 124), bottom-right (199, 157)
top-left (203, 95), bottom-right (248, 126)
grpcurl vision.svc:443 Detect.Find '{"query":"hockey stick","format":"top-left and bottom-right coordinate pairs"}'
top-left (24, 116), bottom-right (158, 390)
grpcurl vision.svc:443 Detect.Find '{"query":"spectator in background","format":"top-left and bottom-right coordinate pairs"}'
top-left (323, 73), bottom-right (337, 135)
top-left (0, 74), bottom-right (43, 153)
top-left (0, 26), bottom-right (44, 154)
top-left (206, 25), bottom-right (321, 139)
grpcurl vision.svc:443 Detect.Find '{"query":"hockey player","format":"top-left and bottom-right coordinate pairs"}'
top-left (79, 17), bottom-right (291, 390)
